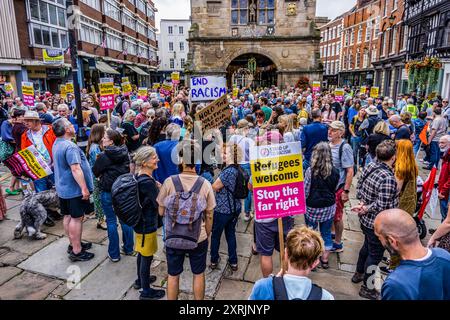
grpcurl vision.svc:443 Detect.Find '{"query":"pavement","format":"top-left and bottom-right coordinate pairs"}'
top-left (0, 162), bottom-right (442, 300)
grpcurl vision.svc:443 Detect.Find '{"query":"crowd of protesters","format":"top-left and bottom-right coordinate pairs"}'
top-left (0, 84), bottom-right (449, 301)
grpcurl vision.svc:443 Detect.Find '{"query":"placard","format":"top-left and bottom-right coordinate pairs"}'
top-left (360, 86), bottom-right (367, 95)
top-left (250, 143), bottom-right (306, 220)
top-left (161, 83), bottom-right (173, 95)
top-left (21, 82), bottom-right (35, 106)
top-left (370, 86), bottom-right (379, 98)
top-left (171, 72), bottom-right (180, 85)
top-left (114, 86), bottom-right (121, 95)
top-left (194, 94), bottom-right (232, 130)
top-left (60, 84), bottom-right (67, 100)
top-left (334, 88), bottom-right (344, 102)
top-left (65, 82), bottom-right (74, 94)
top-left (152, 83), bottom-right (161, 90)
top-left (3, 145), bottom-right (53, 181)
top-left (121, 82), bottom-right (132, 96)
top-left (99, 78), bottom-right (114, 110)
top-left (232, 87), bottom-right (239, 99)
top-left (190, 76), bottom-right (227, 102)
top-left (4, 82), bottom-right (14, 94)
top-left (312, 81), bottom-right (321, 92)
top-left (138, 87), bottom-right (148, 100)
top-left (121, 77), bottom-right (129, 83)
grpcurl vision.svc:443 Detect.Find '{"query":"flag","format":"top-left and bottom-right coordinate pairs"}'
top-left (419, 123), bottom-right (429, 145)
top-left (417, 167), bottom-right (437, 220)
top-left (122, 48), bottom-right (128, 56)
top-left (101, 38), bottom-right (107, 49)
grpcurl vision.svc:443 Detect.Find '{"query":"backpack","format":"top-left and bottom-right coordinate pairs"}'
top-left (114, 100), bottom-right (125, 117)
top-left (224, 164), bottom-right (249, 200)
top-left (163, 175), bottom-right (207, 250)
top-left (272, 276), bottom-right (323, 300)
top-left (111, 173), bottom-right (143, 228)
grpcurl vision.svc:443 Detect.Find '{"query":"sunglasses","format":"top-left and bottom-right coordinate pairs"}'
top-left (256, 113), bottom-right (264, 117)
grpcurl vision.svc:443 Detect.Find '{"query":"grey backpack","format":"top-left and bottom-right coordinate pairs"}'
top-left (163, 175), bottom-right (207, 250)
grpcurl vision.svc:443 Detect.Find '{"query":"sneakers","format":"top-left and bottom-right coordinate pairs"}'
top-left (229, 262), bottom-right (238, 272)
top-left (331, 233), bottom-right (336, 240)
top-left (330, 242), bottom-right (344, 253)
top-left (351, 272), bottom-right (364, 284)
top-left (139, 288), bottom-right (165, 300)
top-left (133, 276), bottom-right (157, 290)
top-left (67, 241), bottom-right (92, 254)
top-left (209, 256), bottom-right (221, 270)
top-left (108, 255), bottom-right (120, 263)
top-left (359, 285), bottom-right (380, 300)
top-left (69, 250), bottom-right (95, 262)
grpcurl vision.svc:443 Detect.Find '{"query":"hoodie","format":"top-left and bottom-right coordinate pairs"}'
top-left (92, 145), bottom-right (130, 192)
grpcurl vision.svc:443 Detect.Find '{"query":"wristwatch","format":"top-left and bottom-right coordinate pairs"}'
top-left (343, 189), bottom-right (350, 194)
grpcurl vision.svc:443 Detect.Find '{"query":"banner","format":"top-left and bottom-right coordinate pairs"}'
top-left (21, 82), bottom-right (35, 107)
top-left (60, 84), bottom-right (67, 100)
top-left (99, 78), bottom-right (115, 110)
top-left (370, 86), bottom-right (379, 98)
top-left (250, 143), bottom-right (306, 220)
top-left (42, 49), bottom-right (64, 65)
top-left (334, 88), bottom-right (344, 102)
top-left (194, 94), bottom-right (231, 130)
top-left (3, 145), bottom-right (53, 181)
top-left (161, 83), bottom-right (173, 96)
top-left (4, 82), bottom-right (14, 94)
top-left (138, 87), bottom-right (148, 100)
top-left (312, 81), bottom-right (321, 93)
top-left (121, 82), bottom-right (132, 96)
top-left (114, 86), bottom-right (121, 95)
top-left (65, 82), bottom-right (74, 94)
top-left (190, 76), bottom-right (227, 102)
top-left (360, 86), bottom-right (367, 94)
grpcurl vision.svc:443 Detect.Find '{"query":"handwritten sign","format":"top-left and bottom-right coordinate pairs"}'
top-left (21, 82), bottom-right (35, 106)
top-left (370, 86), bottom-right (379, 98)
top-left (4, 82), bottom-right (14, 94)
top-left (312, 81), bottom-right (321, 93)
top-left (194, 94), bottom-right (232, 130)
top-left (190, 76), bottom-right (227, 102)
top-left (250, 143), bottom-right (305, 220)
top-left (334, 88), bottom-right (344, 102)
top-left (99, 78), bottom-right (114, 110)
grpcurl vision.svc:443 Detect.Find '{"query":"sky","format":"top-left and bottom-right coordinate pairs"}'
top-left (153, 0), bottom-right (357, 30)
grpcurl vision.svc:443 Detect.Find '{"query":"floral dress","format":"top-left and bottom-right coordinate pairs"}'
top-left (88, 143), bottom-right (104, 221)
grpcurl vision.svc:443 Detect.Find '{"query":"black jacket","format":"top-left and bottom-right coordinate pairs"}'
top-left (133, 174), bottom-right (159, 234)
top-left (306, 167), bottom-right (340, 208)
top-left (93, 145), bottom-right (130, 192)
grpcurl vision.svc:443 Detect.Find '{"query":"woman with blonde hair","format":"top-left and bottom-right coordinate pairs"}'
top-left (170, 102), bottom-right (185, 127)
top-left (180, 115), bottom-right (193, 140)
top-left (278, 114), bottom-right (295, 142)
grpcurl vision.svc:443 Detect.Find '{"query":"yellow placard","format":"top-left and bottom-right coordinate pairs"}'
top-left (122, 82), bottom-right (132, 94)
top-left (114, 86), bottom-right (121, 95)
top-left (60, 84), bottom-right (67, 99)
top-left (171, 72), bottom-right (180, 81)
top-left (232, 87), bottom-right (239, 98)
top-left (152, 83), bottom-right (161, 89)
top-left (251, 154), bottom-right (303, 189)
top-left (18, 148), bottom-right (48, 179)
top-left (138, 87), bottom-right (148, 97)
top-left (4, 82), bottom-right (14, 93)
top-left (360, 86), bottom-right (367, 94)
top-left (121, 77), bottom-right (129, 83)
top-left (99, 82), bottom-right (114, 96)
top-left (42, 49), bottom-right (64, 65)
top-left (91, 85), bottom-right (96, 94)
top-left (334, 88), bottom-right (344, 96)
top-left (312, 81), bottom-right (321, 88)
top-left (162, 83), bottom-right (173, 92)
top-left (22, 84), bottom-right (34, 96)
top-left (370, 87), bottom-right (379, 98)
top-left (66, 82), bottom-right (74, 94)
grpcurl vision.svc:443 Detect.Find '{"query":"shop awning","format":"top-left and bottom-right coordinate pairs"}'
top-left (96, 60), bottom-right (120, 75)
top-left (127, 65), bottom-right (149, 76)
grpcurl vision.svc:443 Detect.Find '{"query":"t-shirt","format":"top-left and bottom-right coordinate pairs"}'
top-left (394, 125), bottom-right (411, 140)
top-left (157, 173), bottom-right (216, 243)
top-left (53, 138), bottom-right (94, 199)
top-left (300, 122), bottom-right (329, 162)
top-left (215, 166), bottom-right (242, 215)
top-left (229, 134), bottom-right (255, 164)
top-left (431, 116), bottom-right (448, 142)
top-left (261, 105), bottom-right (272, 122)
top-left (381, 248), bottom-right (450, 300)
top-left (249, 275), bottom-right (334, 300)
top-left (330, 141), bottom-right (354, 186)
top-left (153, 139), bottom-right (179, 184)
top-left (121, 122), bottom-right (140, 152)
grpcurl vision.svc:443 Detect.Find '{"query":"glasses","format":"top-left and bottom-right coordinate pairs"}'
top-left (444, 101), bottom-right (449, 103)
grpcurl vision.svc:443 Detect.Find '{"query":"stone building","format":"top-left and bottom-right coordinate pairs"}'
top-left (186, 0), bottom-right (322, 89)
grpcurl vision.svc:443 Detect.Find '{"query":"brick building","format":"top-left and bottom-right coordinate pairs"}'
top-left (372, 0), bottom-right (408, 100)
top-left (319, 15), bottom-right (343, 88)
top-left (12, 0), bottom-right (158, 94)
top-left (339, 0), bottom-right (380, 88)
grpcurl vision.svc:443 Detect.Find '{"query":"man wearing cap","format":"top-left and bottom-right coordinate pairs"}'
top-left (328, 121), bottom-right (354, 253)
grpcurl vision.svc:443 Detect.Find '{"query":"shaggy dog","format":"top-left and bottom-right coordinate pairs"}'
top-left (14, 189), bottom-right (60, 240)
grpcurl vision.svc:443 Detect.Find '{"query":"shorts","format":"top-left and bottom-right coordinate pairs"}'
top-left (255, 217), bottom-right (294, 256)
top-left (334, 188), bottom-right (345, 222)
top-left (135, 232), bottom-right (158, 257)
top-left (166, 240), bottom-right (208, 276)
top-left (59, 196), bottom-right (91, 219)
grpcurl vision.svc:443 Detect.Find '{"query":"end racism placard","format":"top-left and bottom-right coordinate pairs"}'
top-left (250, 143), bottom-right (306, 220)
top-left (194, 94), bottom-right (232, 130)
top-left (190, 76), bottom-right (227, 102)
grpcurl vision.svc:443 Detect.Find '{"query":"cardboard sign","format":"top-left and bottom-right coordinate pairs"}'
top-left (60, 84), bottom-right (67, 99)
top-left (65, 82), bottom-right (74, 94)
top-left (312, 81), bottom-right (321, 92)
top-left (161, 83), bottom-right (173, 95)
top-left (4, 82), bottom-right (14, 94)
top-left (250, 143), bottom-right (306, 220)
top-left (370, 87), bottom-right (379, 98)
top-left (194, 94), bottom-right (232, 130)
top-left (335, 88), bottom-right (344, 102)
top-left (21, 82), bottom-right (35, 106)
top-left (42, 49), bottom-right (64, 65)
top-left (121, 82), bottom-right (132, 96)
top-left (99, 78), bottom-right (114, 110)
top-left (3, 145), bottom-right (53, 181)
top-left (190, 76), bottom-right (227, 102)
top-left (360, 86), bottom-right (367, 94)
top-left (114, 86), bottom-right (121, 95)
top-left (138, 87), bottom-right (148, 100)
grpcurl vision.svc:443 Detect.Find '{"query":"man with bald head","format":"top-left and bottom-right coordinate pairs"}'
top-left (389, 115), bottom-right (411, 140)
top-left (374, 209), bottom-right (450, 300)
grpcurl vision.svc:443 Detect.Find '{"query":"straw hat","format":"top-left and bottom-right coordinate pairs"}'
top-left (23, 111), bottom-right (40, 121)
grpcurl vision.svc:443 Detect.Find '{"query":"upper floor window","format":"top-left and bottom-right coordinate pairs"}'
top-left (357, 26), bottom-right (362, 43)
top-left (168, 26), bottom-right (173, 34)
top-left (393, 0), bottom-right (398, 11)
top-left (80, 0), bottom-right (100, 11)
top-left (179, 26), bottom-right (184, 34)
top-left (383, 0), bottom-right (388, 17)
top-left (231, 0), bottom-right (274, 25)
top-left (104, 0), bottom-right (120, 22)
top-left (122, 9), bottom-right (136, 29)
top-left (180, 42), bottom-right (185, 51)
top-left (169, 42), bottom-right (174, 51)
top-left (136, 0), bottom-right (146, 13)
top-left (29, 0), bottom-right (66, 28)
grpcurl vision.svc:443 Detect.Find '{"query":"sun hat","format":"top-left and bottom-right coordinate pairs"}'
top-left (329, 121), bottom-right (345, 131)
top-left (23, 110), bottom-right (40, 121)
top-left (366, 105), bottom-right (379, 116)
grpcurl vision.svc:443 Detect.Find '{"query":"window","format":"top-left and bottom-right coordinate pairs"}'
top-left (383, 0), bottom-right (388, 17)
top-left (138, 43), bottom-right (147, 58)
top-left (381, 32), bottom-right (388, 56)
top-left (336, 60), bottom-right (340, 73)
top-left (345, 30), bottom-right (349, 46)
top-left (147, 6), bottom-right (155, 20)
top-left (371, 46), bottom-right (377, 62)
top-left (137, 20), bottom-right (146, 36)
top-left (80, 0), bottom-right (100, 11)
top-left (349, 28), bottom-right (354, 44)
top-left (148, 48), bottom-right (157, 61)
top-left (104, 0), bottom-right (120, 22)
top-left (373, 18), bottom-right (380, 39)
top-left (80, 16), bottom-right (102, 45)
top-left (168, 26), bottom-right (173, 34)
top-left (390, 26), bottom-right (397, 54)
top-left (393, 0), bottom-right (398, 11)
top-left (124, 37), bottom-right (137, 55)
top-left (231, 0), bottom-right (248, 25)
top-left (179, 26), bottom-right (184, 34)
top-left (39, 1), bottom-right (49, 23)
top-left (356, 49), bottom-right (360, 68)
top-left (179, 42), bottom-right (185, 51)
top-left (30, 23), bottom-right (67, 49)
top-left (181, 58), bottom-right (185, 68)
top-left (170, 59), bottom-right (175, 69)
top-left (337, 42), bottom-right (340, 55)
top-left (148, 28), bottom-right (156, 42)
top-left (106, 29), bottom-right (122, 51)
top-left (258, 0), bottom-right (275, 25)
top-left (30, 0), bottom-right (40, 20)
top-left (363, 49), bottom-right (369, 68)
top-left (169, 42), bottom-right (174, 51)
top-left (57, 7), bottom-right (65, 27)
top-left (122, 9), bottom-right (136, 30)
top-left (136, 0), bottom-right (146, 13)
top-left (357, 26), bottom-right (362, 43)
top-left (366, 22), bottom-right (371, 41)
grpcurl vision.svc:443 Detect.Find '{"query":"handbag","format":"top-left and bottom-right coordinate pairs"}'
top-left (438, 232), bottom-right (450, 252)
top-left (0, 138), bottom-right (14, 162)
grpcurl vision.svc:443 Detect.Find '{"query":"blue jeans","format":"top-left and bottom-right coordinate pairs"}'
top-left (34, 174), bottom-right (55, 193)
top-left (101, 191), bottom-right (134, 260)
top-left (413, 139), bottom-right (421, 157)
top-left (305, 216), bottom-right (334, 251)
top-left (440, 198), bottom-right (449, 222)
top-left (303, 159), bottom-right (310, 174)
top-left (429, 141), bottom-right (440, 169)
top-left (350, 136), bottom-right (362, 170)
top-left (210, 212), bottom-right (238, 265)
top-left (240, 163), bottom-right (252, 214)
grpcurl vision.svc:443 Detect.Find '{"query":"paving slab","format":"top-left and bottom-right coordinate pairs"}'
top-left (236, 217), bottom-right (250, 234)
top-left (338, 239), bottom-right (363, 265)
top-left (294, 214), bottom-right (306, 226)
top-left (0, 250), bottom-right (29, 266)
top-left (5, 205), bottom-right (21, 222)
top-left (64, 255), bottom-right (137, 300)
top-left (343, 229), bottom-right (364, 243)
top-left (122, 286), bottom-right (196, 300)
top-left (223, 257), bottom-right (250, 281)
top-left (18, 237), bottom-right (107, 281)
top-left (309, 268), bottom-right (362, 299)
top-left (243, 252), bottom-right (281, 283)
top-left (3, 193), bottom-right (24, 202)
top-left (346, 211), bottom-right (362, 232)
top-left (0, 220), bottom-right (19, 246)
top-left (42, 220), bottom-right (66, 237)
top-left (339, 263), bottom-right (357, 273)
top-left (4, 234), bottom-right (58, 255)
top-left (50, 282), bottom-right (73, 298)
top-left (153, 235), bottom-right (166, 262)
top-left (0, 271), bottom-right (62, 300)
top-left (5, 199), bottom-right (21, 210)
top-left (219, 232), bottom-right (254, 258)
top-left (0, 266), bottom-right (22, 286)
top-left (81, 218), bottom-right (108, 244)
top-left (215, 279), bottom-right (254, 300)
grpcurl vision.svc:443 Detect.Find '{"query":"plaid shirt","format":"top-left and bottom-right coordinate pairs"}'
top-left (357, 161), bottom-right (398, 229)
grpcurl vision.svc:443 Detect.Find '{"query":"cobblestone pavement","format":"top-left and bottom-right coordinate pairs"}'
top-left (0, 164), bottom-right (441, 300)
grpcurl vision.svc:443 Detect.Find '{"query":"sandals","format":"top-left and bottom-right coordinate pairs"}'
top-left (5, 188), bottom-right (20, 196)
top-left (320, 257), bottom-right (329, 269)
